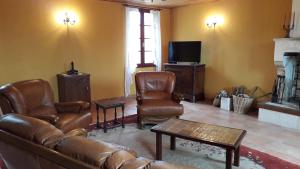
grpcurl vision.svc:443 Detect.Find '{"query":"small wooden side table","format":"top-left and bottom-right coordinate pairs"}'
top-left (94, 99), bottom-right (125, 133)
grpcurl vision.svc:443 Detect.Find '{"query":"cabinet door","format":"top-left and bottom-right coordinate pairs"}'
top-left (71, 76), bottom-right (90, 102)
top-left (57, 74), bottom-right (91, 103)
top-left (165, 66), bottom-right (193, 95)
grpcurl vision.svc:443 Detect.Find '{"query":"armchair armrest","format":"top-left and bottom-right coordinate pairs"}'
top-left (29, 114), bottom-right (59, 124)
top-left (172, 93), bottom-right (183, 103)
top-left (55, 101), bottom-right (90, 113)
top-left (136, 96), bottom-right (143, 105)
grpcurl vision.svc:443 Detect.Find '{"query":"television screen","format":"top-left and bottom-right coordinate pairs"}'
top-left (168, 41), bottom-right (201, 63)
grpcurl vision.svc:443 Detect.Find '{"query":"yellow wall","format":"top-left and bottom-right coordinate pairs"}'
top-left (170, 0), bottom-right (292, 98)
top-left (0, 0), bottom-right (171, 100)
top-left (1, 0), bottom-right (289, 101)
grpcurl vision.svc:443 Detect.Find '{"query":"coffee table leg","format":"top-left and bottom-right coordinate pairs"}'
top-left (121, 105), bottom-right (125, 128)
top-left (156, 133), bottom-right (162, 160)
top-left (170, 136), bottom-right (176, 150)
top-left (103, 109), bottom-right (107, 133)
top-left (226, 148), bottom-right (233, 169)
top-left (234, 146), bottom-right (240, 166)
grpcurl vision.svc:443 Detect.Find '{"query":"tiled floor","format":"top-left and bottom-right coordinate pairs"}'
top-left (91, 97), bottom-right (300, 165)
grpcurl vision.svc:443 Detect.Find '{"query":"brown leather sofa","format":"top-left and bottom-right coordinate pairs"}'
top-left (0, 114), bottom-right (196, 169)
top-left (135, 71), bottom-right (184, 128)
top-left (0, 79), bottom-right (92, 133)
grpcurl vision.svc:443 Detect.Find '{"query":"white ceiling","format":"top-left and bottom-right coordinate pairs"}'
top-left (102, 0), bottom-right (217, 8)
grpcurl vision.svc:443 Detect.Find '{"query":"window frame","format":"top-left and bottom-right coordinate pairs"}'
top-left (136, 8), bottom-right (156, 68)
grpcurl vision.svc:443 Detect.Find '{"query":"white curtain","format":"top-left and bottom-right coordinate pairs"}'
top-left (125, 8), bottom-right (162, 97)
top-left (125, 7), bottom-right (140, 97)
top-left (151, 10), bottom-right (162, 71)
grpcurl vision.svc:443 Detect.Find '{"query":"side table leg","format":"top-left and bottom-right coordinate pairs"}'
top-left (114, 107), bottom-right (117, 124)
top-left (234, 146), bottom-right (240, 166)
top-left (156, 133), bottom-right (162, 160)
top-left (226, 148), bottom-right (233, 169)
top-left (103, 109), bottom-right (107, 133)
top-left (121, 105), bottom-right (125, 128)
top-left (170, 136), bottom-right (176, 150)
top-left (96, 105), bottom-right (100, 128)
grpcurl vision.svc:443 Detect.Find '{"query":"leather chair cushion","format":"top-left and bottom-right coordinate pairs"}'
top-left (30, 106), bottom-right (57, 116)
top-left (138, 100), bottom-right (184, 117)
top-left (142, 91), bottom-right (171, 100)
top-left (135, 72), bottom-right (176, 97)
top-left (56, 136), bottom-right (119, 167)
top-left (29, 106), bottom-right (59, 124)
top-left (0, 114), bottom-right (63, 148)
top-left (0, 85), bottom-right (27, 114)
top-left (55, 112), bottom-right (92, 133)
top-left (12, 79), bottom-right (55, 113)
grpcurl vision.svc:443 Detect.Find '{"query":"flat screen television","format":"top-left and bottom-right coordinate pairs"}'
top-left (168, 41), bottom-right (201, 64)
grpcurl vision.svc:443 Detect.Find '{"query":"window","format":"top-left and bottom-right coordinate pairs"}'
top-left (131, 9), bottom-right (156, 67)
top-left (125, 7), bottom-right (161, 96)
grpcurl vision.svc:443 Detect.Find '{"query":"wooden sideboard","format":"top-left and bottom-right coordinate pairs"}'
top-left (164, 64), bottom-right (205, 102)
top-left (57, 73), bottom-right (91, 103)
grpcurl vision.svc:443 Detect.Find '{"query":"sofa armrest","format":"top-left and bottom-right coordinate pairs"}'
top-left (172, 93), bottom-right (183, 103)
top-left (136, 96), bottom-right (143, 105)
top-left (55, 101), bottom-right (90, 113)
top-left (64, 128), bottom-right (88, 139)
top-left (29, 114), bottom-right (59, 124)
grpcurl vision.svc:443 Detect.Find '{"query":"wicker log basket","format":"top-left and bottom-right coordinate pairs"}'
top-left (232, 86), bottom-right (271, 114)
top-left (233, 95), bottom-right (254, 114)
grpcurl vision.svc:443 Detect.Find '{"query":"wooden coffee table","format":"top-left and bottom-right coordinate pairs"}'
top-left (151, 119), bottom-right (247, 169)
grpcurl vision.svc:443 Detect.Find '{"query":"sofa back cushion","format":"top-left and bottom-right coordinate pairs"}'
top-left (0, 114), bottom-right (63, 148)
top-left (56, 136), bottom-right (119, 167)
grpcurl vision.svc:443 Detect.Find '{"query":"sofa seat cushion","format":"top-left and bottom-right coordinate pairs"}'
top-left (137, 100), bottom-right (183, 117)
top-left (55, 112), bottom-right (92, 133)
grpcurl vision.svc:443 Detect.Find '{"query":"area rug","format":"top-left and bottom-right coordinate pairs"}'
top-left (88, 124), bottom-right (300, 169)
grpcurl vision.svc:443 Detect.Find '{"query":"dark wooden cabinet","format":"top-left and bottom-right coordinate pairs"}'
top-left (164, 64), bottom-right (205, 102)
top-left (57, 73), bottom-right (91, 103)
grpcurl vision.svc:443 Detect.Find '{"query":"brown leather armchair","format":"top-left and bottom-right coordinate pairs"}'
top-left (135, 71), bottom-right (184, 129)
top-left (0, 79), bottom-right (92, 133)
top-left (0, 114), bottom-right (197, 169)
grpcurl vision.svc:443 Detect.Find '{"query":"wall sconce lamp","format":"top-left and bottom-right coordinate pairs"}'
top-left (63, 12), bottom-right (76, 25)
top-left (206, 16), bottom-right (224, 29)
top-left (56, 11), bottom-right (78, 26)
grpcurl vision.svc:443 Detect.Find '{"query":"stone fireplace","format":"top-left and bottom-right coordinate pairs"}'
top-left (273, 39), bottom-right (300, 107)
top-left (258, 38), bottom-right (300, 130)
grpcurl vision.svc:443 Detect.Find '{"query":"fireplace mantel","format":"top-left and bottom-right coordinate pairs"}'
top-left (274, 38), bottom-right (300, 62)
top-left (273, 38), bottom-right (300, 75)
